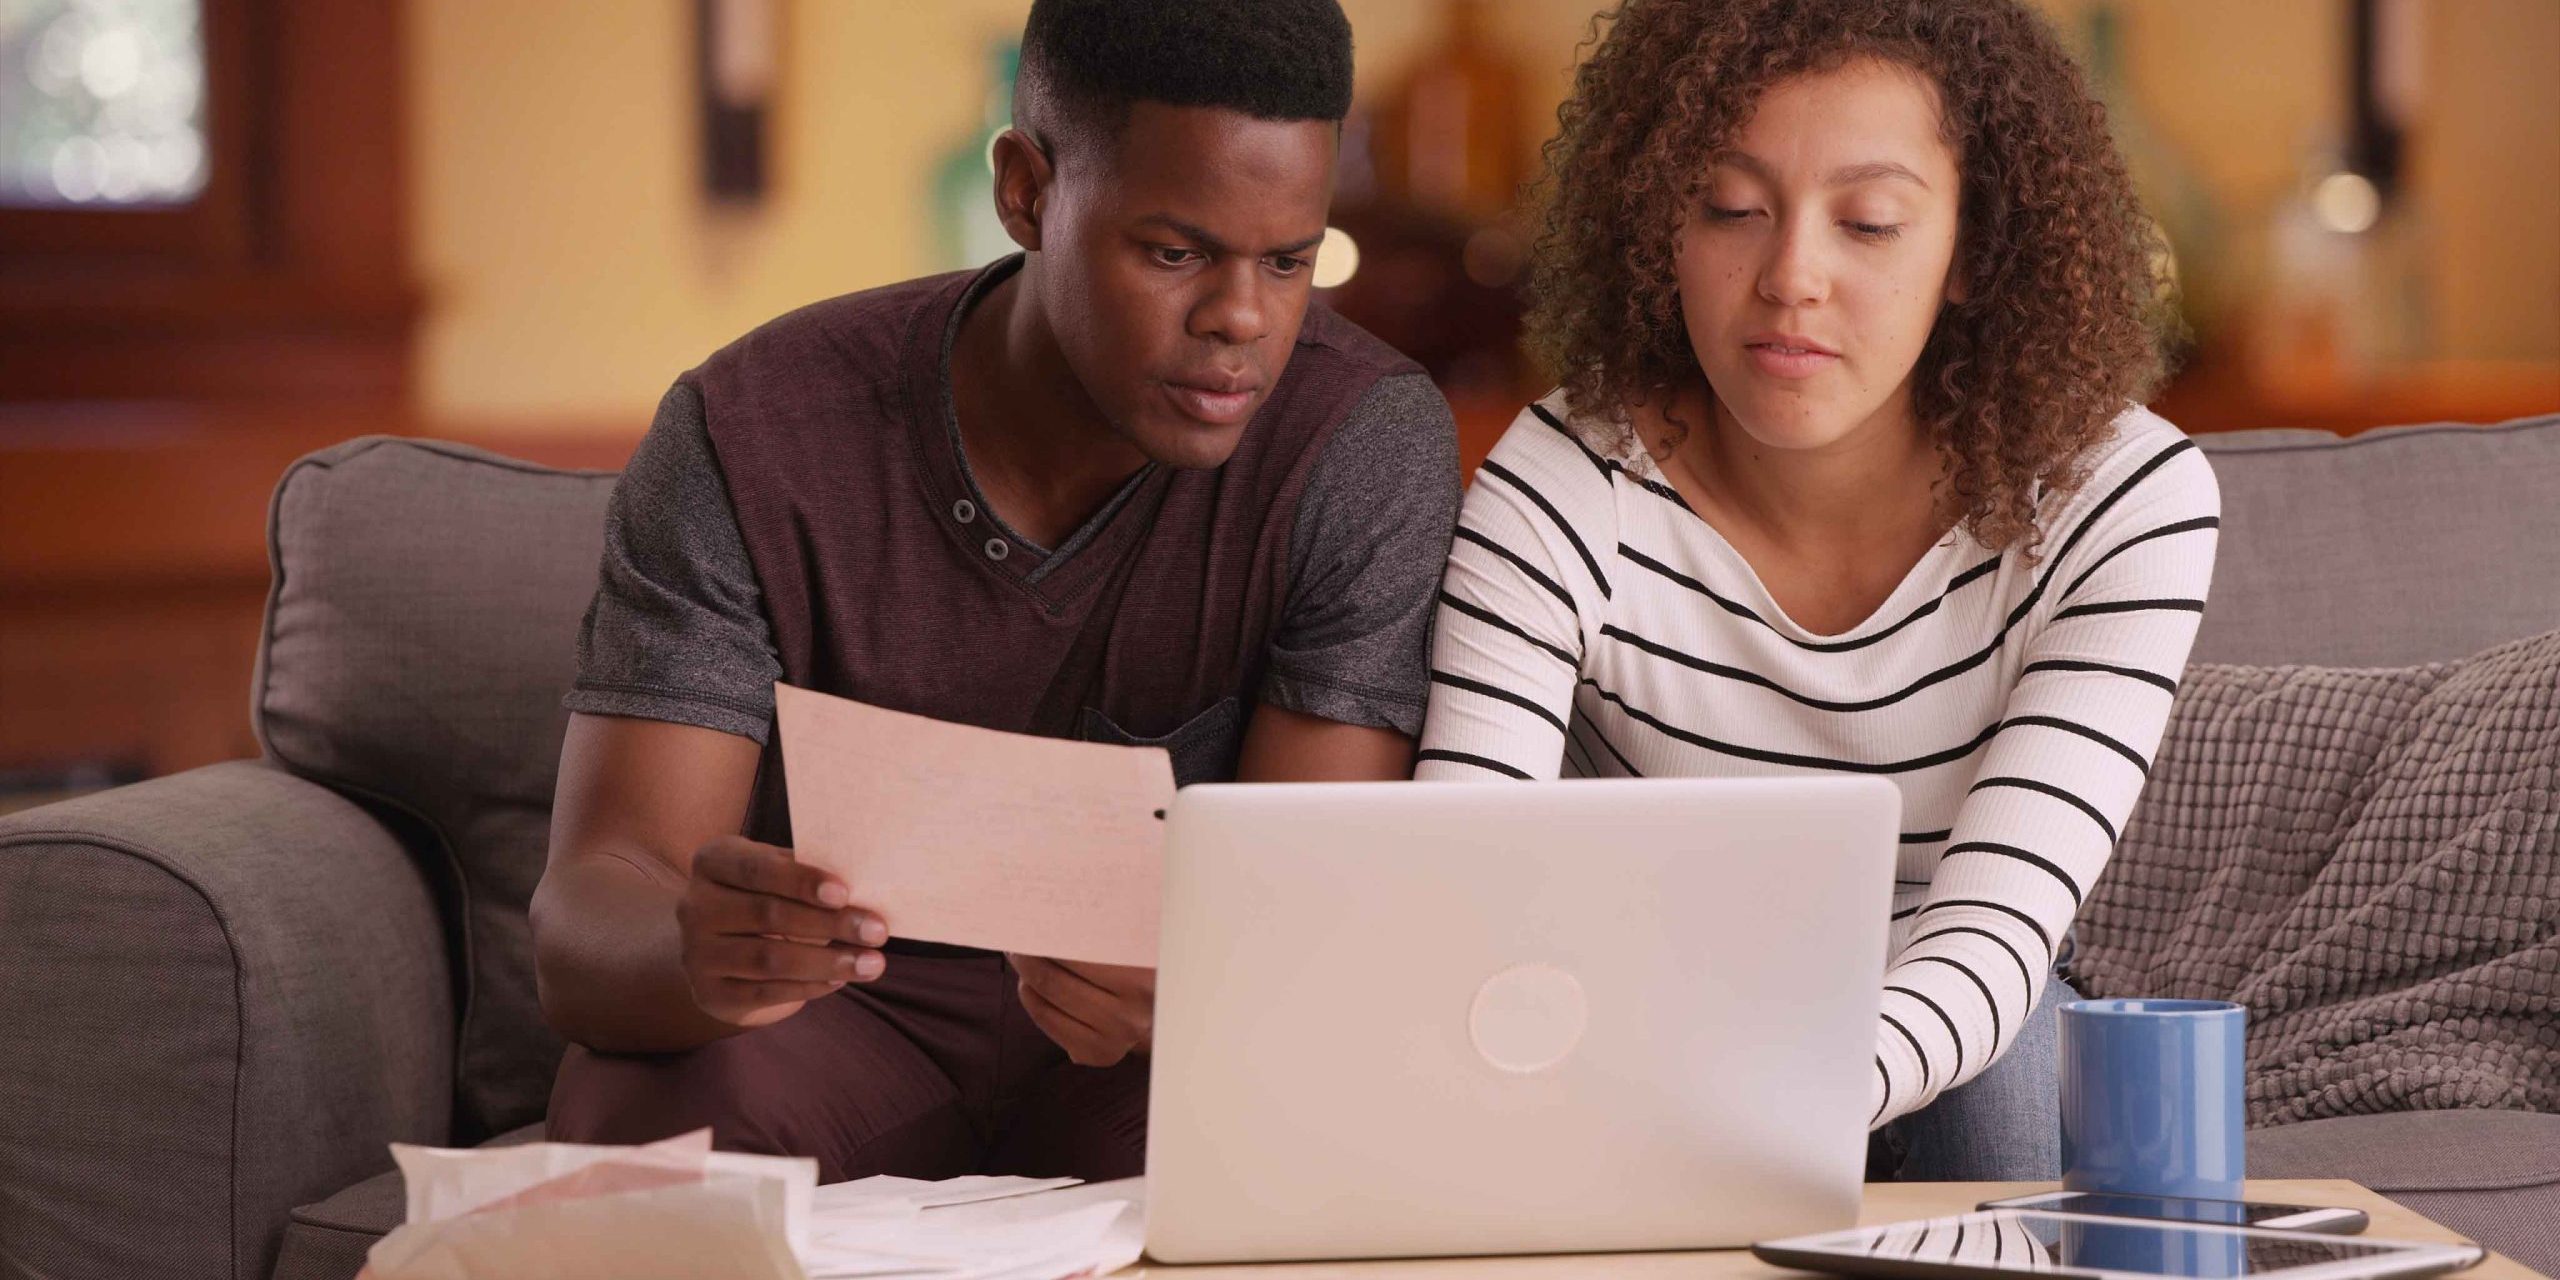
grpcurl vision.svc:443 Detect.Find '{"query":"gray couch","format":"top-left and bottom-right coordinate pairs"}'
top-left (3, 417), bottom-right (2557, 1280)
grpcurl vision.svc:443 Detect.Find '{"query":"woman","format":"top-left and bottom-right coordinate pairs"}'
top-left (1415, 0), bottom-right (2220, 1181)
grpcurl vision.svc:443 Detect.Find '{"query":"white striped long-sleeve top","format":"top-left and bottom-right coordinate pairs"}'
top-left (1415, 392), bottom-right (2221, 1128)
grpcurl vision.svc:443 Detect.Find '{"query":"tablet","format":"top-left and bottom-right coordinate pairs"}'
top-left (1752, 1210), bottom-right (2485, 1280)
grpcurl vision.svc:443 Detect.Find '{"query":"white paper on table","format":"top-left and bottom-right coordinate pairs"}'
top-left (809, 1174), bottom-right (1083, 1215)
top-left (774, 684), bottom-right (1174, 967)
top-left (800, 1202), bottom-right (1123, 1278)
top-left (798, 1178), bottom-right (1144, 1280)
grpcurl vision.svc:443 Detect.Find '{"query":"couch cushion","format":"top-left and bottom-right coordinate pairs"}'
top-left (2193, 413), bottom-right (2560, 667)
top-left (257, 438), bottom-right (617, 1138)
top-left (2075, 631), bottom-right (2560, 1125)
top-left (2249, 1111), bottom-right (2560, 1273)
top-left (270, 1123), bottom-right (547, 1280)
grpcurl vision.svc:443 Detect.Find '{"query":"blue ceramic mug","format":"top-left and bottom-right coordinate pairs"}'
top-left (2058, 999), bottom-right (2247, 1201)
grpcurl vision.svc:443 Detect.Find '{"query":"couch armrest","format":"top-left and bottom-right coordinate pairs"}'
top-left (0, 760), bottom-right (455, 1280)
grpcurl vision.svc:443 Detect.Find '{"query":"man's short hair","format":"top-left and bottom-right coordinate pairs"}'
top-left (1016, 0), bottom-right (1354, 165)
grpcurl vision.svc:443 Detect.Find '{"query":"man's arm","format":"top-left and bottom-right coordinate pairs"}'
top-left (1236, 702), bottom-right (1414, 782)
top-left (531, 712), bottom-right (886, 1053)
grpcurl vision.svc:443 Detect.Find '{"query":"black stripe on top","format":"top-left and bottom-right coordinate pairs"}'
top-left (1574, 714), bottom-right (1648, 777)
top-left (1528, 401), bottom-right (1697, 513)
top-left (2037, 438), bottom-right (2201, 578)
top-left (1999, 714), bottom-right (2152, 775)
top-left (1600, 616), bottom-right (2007, 713)
top-left (1915, 897), bottom-right (2055, 956)
top-left (1572, 678), bottom-right (2147, 779)
top-left (2023, 658), bottom-right (2180, 696)
top-left (1901, 829), bottom-right (1954, 844)
top-left (1907, 953), bottom-right (2004, 1059)
top-left (1969, 775), bottom-right (2119, 842)
top-left (2053, 597), bottom-right (2206, 622)
top-left (1477, 458), bottom-right (1613, 599)
top-left (1581, 678), bottom-right (2002, 773)
top-left (1908, 924), bottom-right (2036, 1005)
top-left (1414, 748), bottom-right (1530, 780)
top-left (2061, 516), bottom-right (2221, 601)
top-left (1439, 590), bottom-right (1578, 667)
top-left (1940, 840), bottom-right (2086, 905)
top-left (1561, 732), bottom-right (1597, 777)
top-left (1432, 670), bottom-right (1569, 735)
top-left (1887, 982), bottom-right (1969, 1076)
top-left (1881, 1011), bottom-right (1935, 1093)
top-left (1621, 546), bottom-right (2004, 654)
top-left (1453, 526), bottom-right (1572, 611)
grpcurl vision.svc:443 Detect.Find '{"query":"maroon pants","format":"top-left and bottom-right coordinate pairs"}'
top-left (547, 947), bottom-right (1148, 1184)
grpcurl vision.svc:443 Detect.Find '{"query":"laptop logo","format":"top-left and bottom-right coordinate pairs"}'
top-left (1469, 963), bottom-right (1589, 1074)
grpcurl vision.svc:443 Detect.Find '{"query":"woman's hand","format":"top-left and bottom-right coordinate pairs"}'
top-left (1007, 954), bottom-right (1156, 1066)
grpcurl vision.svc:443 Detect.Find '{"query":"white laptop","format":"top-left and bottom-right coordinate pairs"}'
top-left (1144, 776), bottom-right (1900, 1264)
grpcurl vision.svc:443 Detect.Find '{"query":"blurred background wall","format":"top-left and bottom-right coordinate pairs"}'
top-left (5, 0), bottom-right (2557, 800)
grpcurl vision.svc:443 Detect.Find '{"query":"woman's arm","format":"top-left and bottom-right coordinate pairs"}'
top-left (1415, 408), bottom-right (1618, 781)
top-left (1869, 429), bottom-right (2222, 1126)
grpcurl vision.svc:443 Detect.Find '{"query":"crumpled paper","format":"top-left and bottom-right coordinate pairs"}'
top-left (364, 1129), bottom-right (817, 1280)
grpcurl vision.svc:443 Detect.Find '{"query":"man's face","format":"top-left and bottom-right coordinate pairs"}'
top-left (1033, 102), bottom-right (1338, 470)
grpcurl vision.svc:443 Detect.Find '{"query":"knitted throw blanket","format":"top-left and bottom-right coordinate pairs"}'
top-left (2071, 630), bottom-right (2560, 1127)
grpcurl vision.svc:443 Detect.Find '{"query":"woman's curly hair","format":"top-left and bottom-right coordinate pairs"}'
top-left (1526, 0), bottom-right (2176, 552)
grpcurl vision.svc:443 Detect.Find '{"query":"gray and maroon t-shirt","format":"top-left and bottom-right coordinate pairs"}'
top-left (565, 255), bottom-right (1459, 841)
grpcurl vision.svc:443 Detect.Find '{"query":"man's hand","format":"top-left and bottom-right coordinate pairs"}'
top-left (1008, 955), bottom-right (1156, 1067)
top-left (679, 835), bottom-right (889, 1028)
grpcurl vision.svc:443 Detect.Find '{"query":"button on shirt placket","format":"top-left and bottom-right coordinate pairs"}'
top-left (951, 497), bottom-right (1009, 561)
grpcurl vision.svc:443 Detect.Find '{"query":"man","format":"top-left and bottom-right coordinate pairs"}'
top-left (530, 0), bottom-right (1458, 1184)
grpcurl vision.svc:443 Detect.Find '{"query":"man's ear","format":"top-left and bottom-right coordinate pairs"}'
top-left (990, 128), bottom-right (1054, 253)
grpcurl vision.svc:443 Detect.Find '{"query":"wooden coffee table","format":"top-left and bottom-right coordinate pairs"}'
top-left (1109, 1180), bottom-right (2546, 1279)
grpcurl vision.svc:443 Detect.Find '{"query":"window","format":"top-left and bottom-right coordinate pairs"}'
top-left (0, 0), bottom-right (413, 405)
top-left (1, 0), bottom-right (210, 208)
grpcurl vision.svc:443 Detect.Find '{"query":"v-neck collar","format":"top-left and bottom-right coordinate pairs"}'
top-left (907, 254), bottom-right (1163, 598)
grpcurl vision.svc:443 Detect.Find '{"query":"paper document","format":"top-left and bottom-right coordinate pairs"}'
top-left (364, 1133), bottom-right (1139, 1280)
top-left (774, 684), bottom-right (1175, 967)
top-left (801, 1176), bottom-right (1144, 1280)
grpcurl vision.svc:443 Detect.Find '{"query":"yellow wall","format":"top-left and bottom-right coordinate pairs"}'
top-left (411, 0), bottom-right (1021, 424)
top-left (2413, 0), bottom-right (2560, 360)
top-left (408, 0), bottom-right (1612, 426)
top-left (410, 0), bottom-right (2559, 427)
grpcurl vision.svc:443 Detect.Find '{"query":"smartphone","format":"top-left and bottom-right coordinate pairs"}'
top-left (1980, 1191), bottom-right (2369, 1234)
top-left (1754, 1209), bottom-right (2481, 1280)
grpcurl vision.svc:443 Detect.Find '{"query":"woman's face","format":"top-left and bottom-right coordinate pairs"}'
top-left (1672, 57), bottom-right (1966, 456)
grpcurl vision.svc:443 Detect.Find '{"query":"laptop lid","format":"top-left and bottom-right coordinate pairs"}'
top-left (1145, 776), bottom-right (1899, 1264)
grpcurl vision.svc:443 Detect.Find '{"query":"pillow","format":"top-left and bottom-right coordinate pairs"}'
top-left (2076, 628), bottom-right (2560, 1127)
top-left (258, 437), bottom-right (617, 1138)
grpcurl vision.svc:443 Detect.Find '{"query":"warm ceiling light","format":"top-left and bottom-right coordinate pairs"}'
top-left (1313, 226), bottom-right (1360, 289)
top-left (2312, 171), bottom-right (2382, 235)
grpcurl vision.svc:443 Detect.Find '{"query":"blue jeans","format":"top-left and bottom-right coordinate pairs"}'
top-left (1870, 966), bottom-right (2083, 1181)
